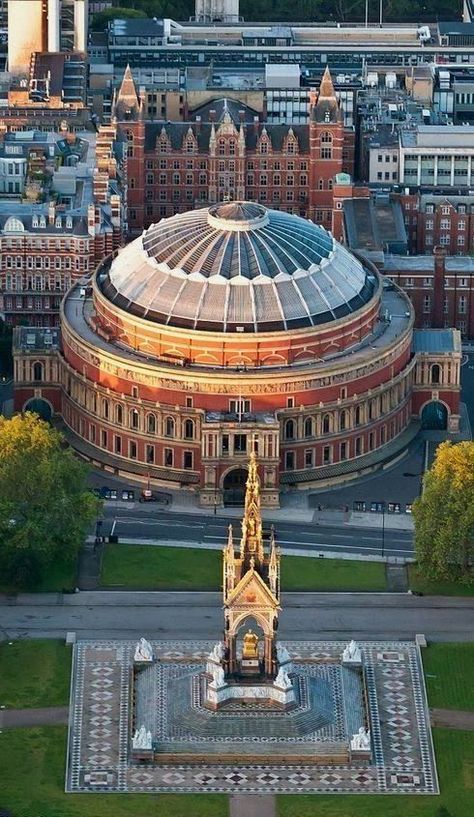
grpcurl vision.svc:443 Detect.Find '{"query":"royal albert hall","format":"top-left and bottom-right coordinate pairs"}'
top-left (13, 202), bottom-right (461, 506)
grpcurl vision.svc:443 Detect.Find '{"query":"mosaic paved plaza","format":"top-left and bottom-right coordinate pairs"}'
top-left (66, 638), bottom-right (438, 795)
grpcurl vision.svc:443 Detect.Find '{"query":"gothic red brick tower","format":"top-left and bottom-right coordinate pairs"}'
top-left (308, 67), bottom-right (345, 227)
top-left (113, 65), bottom-right (145, 234)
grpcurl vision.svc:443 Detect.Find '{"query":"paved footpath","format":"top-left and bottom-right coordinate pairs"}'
top-left (0, 706), bottom-right (69, 729)
top-left (430, 709), bottom-right (474, 730)
top-left (229, 795), bottom-right (276, 817)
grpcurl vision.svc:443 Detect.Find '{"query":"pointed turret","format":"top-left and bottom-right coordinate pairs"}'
top-left (268, 525), bottom-right (280, 599)
top-left (312, 66), bottom-right (342, 124)
top-left (319, 65), bottom-right (336, 98)
top-left (240, 450), bottom-right (264, 567)
top-left (113, 64), bottom-right (141, 120)
top-left (223, 523), bottom-right (236, 595)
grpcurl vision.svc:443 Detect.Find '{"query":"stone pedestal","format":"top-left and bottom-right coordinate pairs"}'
top-left (205, 678), bottom-right (296, 710)
top-left (240, 658), bottom-right (260, 675)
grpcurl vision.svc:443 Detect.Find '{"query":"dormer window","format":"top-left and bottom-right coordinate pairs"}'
top-left (286, 140), bottom-right (295, 154)
top-left (55, 216), bottom-right (62, 228)
top-left (259, 141), bottom-right (268, 154)
top-left (66, 216), bottom-right (73, 229)
top-left (39, 215), bottom-right (46, 228)
top-left (32, 215), bottom-right (39, 228)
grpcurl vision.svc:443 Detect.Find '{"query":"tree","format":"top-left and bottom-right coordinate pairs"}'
top-left (0, 414), bottom-right (100, 588)
top-left (91, 7), bottom-right (147, 31)
top-left (412, 441), bottom-right (474, 583)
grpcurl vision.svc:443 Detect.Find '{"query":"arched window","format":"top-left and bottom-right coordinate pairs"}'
top-left (355, 406), bottom-right (361, 426)
top-left (322, 413), bottom-right (331, 434)
top-left (130, 409), bottom-right (139, 430)
top-left (285, 419), bottom-right (295, 440)
top-left (304, 417), bottom-right (313, 437)
top-left (368, 400), bottom-right (375, 421)
top-left (184, 419), bottom-right (194, 440)
top-left (33, 361), bottom-right (43, 382)
top-left (379, 394), bottom-right (384, 414)
top-left (339, 410), bottom-right (347, 431)
top-left (102, 398), bottom-right (109, 420)
top-left (147, 413), bottom-right (156, 434)
top-left (431, 364), bottom-right (441, 384)
top-left (165, 416), bottom-right (175, 437)
top-left (321, 131), bottom-right (333, 143)
top-left (318, 178), bottom-right (324, 190)
top-left (115, 404), bottom-right (123, 425)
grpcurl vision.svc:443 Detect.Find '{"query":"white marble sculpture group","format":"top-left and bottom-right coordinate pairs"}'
top-left (350, 726), bottom-right (371, 751)
top-left (132, 724), bottom-right (152, 750)
top-left (134, 637), bottom-right (154, 663)
top-left (342, 639), bottom-right (362, 665)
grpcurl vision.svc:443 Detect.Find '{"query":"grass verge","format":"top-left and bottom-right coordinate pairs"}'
top-left (423, 643), bottom-right (474, 711)
top-left (0, 639), bottom-right (71, 708)
top-left (409, 565), bottom-right (474, 596)
top-left (101, 543), bottom-right (387, 592)
top-left (0, 557), bottom-right (76, 594)
top-left (0, 726), bottom-right (227, 817)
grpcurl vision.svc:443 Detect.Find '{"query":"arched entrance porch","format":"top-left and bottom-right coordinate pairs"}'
top-left (23, 397), bottom-right (53, 422)
top-left (420, 400), bottom-right (448, 430)
top-left (222, 467), bottom-right (248, 507)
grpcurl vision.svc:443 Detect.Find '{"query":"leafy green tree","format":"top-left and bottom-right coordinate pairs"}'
top-left (412, 441), bottom-right (474, 583)
top-left (91, 6), bottom-right (147, 30)
top-left (0, 414), bottom-right (100, 588)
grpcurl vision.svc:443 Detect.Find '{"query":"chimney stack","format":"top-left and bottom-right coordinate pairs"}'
top-left (433, 245), bottom-right (447, 328)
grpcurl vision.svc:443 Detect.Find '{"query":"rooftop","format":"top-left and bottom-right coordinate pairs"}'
top-left (102, 204), bottom-right (376, 333)
top-left (412, 328), bottom-right (461, 354)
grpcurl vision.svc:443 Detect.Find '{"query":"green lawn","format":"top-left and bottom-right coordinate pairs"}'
top-left (282, 555), bottom-right (386, 592)
top-left (101, 544), bottom-right (387, 592)
top-left (0, 726), bottom-right (227, 817)
top-left (278, 728), bottom-right (474, 817)
top-left (409, 565), bottom-right (474, 596)
top-left (0, 556), bottom-right (76, 594)
top-left (101, 544), bottom-right (222, 590)
top-left (0, 640), bottom-right (71, 708)
top-left (423, 643), bottom-right (474, 711)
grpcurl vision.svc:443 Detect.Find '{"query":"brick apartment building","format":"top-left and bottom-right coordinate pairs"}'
top-left (383, 248), bottom-right (474, 339)
top-left (115, 66), bottom-right (355, 234)
top-left (397, 190), bottom-right (474, 256)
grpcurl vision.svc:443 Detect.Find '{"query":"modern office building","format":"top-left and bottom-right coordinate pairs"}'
top-left (7, 0), bottom-right (87, 74)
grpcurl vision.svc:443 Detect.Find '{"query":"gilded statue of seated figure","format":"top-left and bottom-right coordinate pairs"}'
top-left (242, 629), bottom-right (259, 659)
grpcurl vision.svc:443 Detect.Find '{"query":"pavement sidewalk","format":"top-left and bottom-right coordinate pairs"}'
top-left (430, 709), bottom-right (474, 730)
top-left (0, 706), bottom-right (69, 729)
top-left (229, 795), bottom-right (275, 817)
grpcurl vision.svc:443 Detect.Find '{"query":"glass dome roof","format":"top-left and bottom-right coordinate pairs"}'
top-left (101, 204), bottom-right (376, 332)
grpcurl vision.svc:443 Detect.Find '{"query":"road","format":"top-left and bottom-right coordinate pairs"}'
top-left (1, 591), bottom-right (472, 642)
top-left (100, 507), bottom-right (413, 559)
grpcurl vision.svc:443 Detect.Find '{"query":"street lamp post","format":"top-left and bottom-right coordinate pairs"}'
top-left (381, 502), bottom-right (386, 559)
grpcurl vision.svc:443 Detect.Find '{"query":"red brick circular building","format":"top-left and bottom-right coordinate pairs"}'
top-left (13, 203), bottom-right (462, 506)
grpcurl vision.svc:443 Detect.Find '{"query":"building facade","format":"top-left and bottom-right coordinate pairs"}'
top-left (8, 0), bottom-right (87, 74)
top-left (13, 204), bottom-right (461, 502)
top-left (383, 247), bottom-right (474, 339)
top-left (0, 124), bottom-right (125, 326)
top-left (117, 67), bottom-right (355, 234)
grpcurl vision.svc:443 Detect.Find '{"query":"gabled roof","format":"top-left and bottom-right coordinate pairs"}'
top-left (144, 121), bottom-right (310, 152)
top-left (225, 565), bottom-right (280, 610)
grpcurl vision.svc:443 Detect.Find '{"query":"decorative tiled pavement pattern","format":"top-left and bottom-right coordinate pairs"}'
top-left (65, 640), bottom-right (438, 795)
